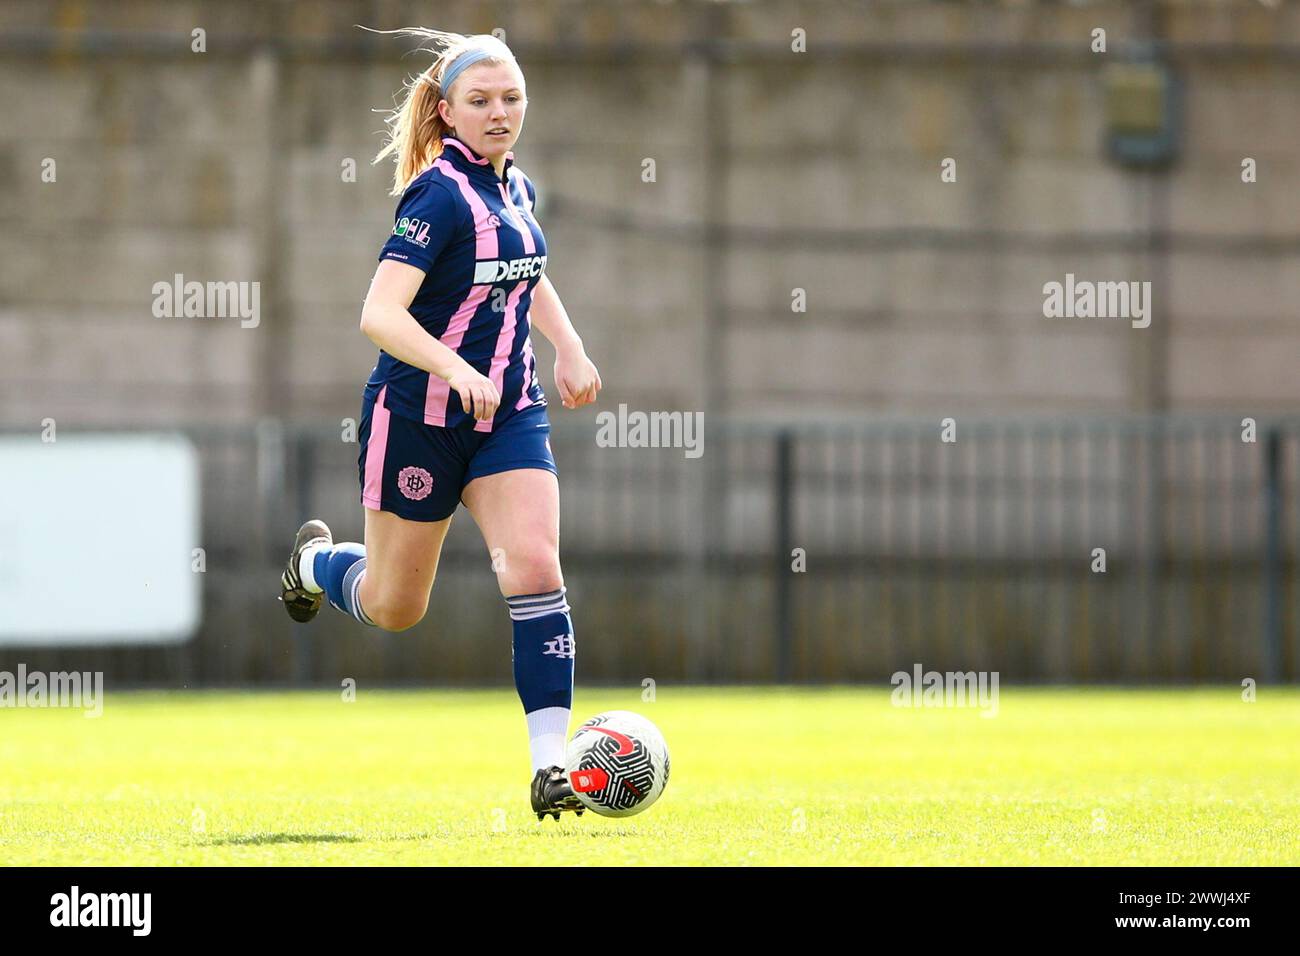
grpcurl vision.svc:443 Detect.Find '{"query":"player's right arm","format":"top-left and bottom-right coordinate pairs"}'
top-left (360, 260), bottom-right (500, 421)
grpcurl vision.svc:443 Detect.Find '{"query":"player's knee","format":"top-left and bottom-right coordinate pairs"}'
top-left (500, 550), bottom-right (562, 596)
top-left (367, 599), bottom-right (428, 633)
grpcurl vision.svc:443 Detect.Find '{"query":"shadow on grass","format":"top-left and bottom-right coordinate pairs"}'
top-left (205, 832), bottom-right (364, 846)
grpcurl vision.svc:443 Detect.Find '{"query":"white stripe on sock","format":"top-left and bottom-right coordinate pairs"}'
top-left (350, 568), bottom-right (375, 626)
top-left (506, 587), bottom-right (566, 608)
top-left (509, 606), bottom-right (570, 622)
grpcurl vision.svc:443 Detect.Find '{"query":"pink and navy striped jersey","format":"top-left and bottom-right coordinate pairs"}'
top-left (366, 134), bottom-right (548, 431)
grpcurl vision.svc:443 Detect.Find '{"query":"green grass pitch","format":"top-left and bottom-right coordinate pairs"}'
top-left (2, 687), bottom-right (1297, 865)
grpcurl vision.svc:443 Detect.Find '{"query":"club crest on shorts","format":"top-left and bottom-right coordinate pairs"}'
top-left (397, 466), bottom-right (434, 501)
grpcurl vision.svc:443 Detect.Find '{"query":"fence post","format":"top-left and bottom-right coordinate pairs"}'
top-left (775, 430), bottom-right (795, 683)
top-left (1263, 427), bottom-right (1283, 683)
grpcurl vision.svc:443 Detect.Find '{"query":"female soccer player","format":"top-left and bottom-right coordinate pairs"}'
top-left (277, 30), bottom-right (602, 820)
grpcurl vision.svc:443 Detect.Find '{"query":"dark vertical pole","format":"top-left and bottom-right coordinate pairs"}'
top-left (775, 430), bottom-right (795, 683)
top-left (1263, 427), bottom-right (1283, 683)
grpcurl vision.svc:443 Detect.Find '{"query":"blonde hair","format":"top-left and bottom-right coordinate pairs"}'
top-left (368, 27), bottom-right (524, 196)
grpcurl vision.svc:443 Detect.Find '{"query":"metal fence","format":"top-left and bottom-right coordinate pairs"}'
top-left (7, 416), bottom-right (1297, 686)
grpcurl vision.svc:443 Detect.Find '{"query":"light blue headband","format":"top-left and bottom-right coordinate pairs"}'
top-left (439, 40), bottom-right (514, 101)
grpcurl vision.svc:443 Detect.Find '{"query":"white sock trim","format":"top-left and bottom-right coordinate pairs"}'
top-left (526, 706), bottom-right (571, 772)
top-left (529, 733), bottom-right (568, 774)
top-left (298, 543), bottom-right (329, 593)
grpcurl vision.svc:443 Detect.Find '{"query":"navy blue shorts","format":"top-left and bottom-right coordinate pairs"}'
top-left (357, 384), bottom-right (557, 521)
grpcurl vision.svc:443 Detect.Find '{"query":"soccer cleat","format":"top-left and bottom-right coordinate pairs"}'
top-left (531, 765), bottom-right (585, 821)
top-left (279, 519), bottom-right (333, 624)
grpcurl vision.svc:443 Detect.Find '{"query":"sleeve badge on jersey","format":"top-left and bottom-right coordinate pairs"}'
top-left (394, 217), bottom-right (432, 248)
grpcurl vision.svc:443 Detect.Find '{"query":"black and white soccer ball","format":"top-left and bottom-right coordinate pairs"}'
top-left (565, 710), bottom-right (670, 817)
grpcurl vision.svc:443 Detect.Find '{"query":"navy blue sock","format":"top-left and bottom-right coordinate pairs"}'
top-left (312, 543), bottom-right (375, 626)
top-left (507, 588), bottom-right (574, 771)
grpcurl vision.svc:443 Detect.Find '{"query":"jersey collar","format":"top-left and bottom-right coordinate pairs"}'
top-left (440, 134), bottom-right (515, 185)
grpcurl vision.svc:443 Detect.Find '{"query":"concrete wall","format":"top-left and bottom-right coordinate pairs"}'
top-left (2, 0), bottom-right (1299, 430)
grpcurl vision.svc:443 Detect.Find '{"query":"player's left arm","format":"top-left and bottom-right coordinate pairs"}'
top-left (530, 273), bottom-right (601, 410)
